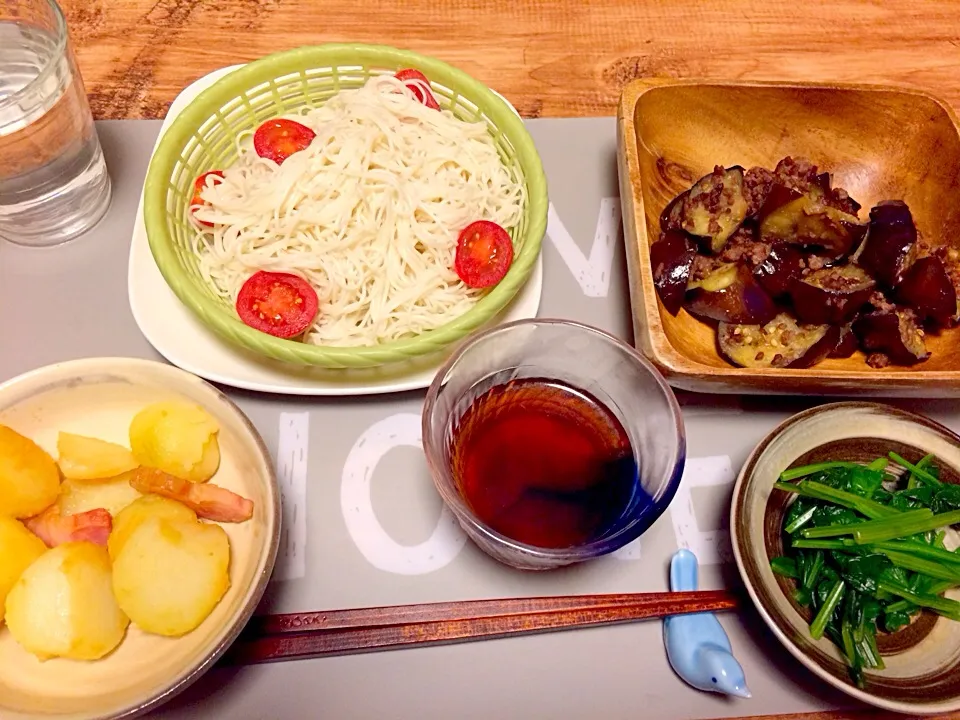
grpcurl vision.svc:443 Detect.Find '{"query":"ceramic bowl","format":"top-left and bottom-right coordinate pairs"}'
top-left (731, 401), bottom-right (960, 715)
top-left (617, 77), bottom-right (960, 397)
top-left (0, 358), bottom-right (281, 720)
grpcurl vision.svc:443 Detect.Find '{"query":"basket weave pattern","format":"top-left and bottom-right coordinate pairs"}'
top-left (143, 44), bottom-right (548, 369)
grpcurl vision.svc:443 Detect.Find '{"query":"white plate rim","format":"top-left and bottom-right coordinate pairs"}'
top-left (127, 64), bottom-right (543, 397)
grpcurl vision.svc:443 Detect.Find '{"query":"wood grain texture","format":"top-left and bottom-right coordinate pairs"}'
top-left (59, 0), bottom-right (960, 121)
top-left (617, 77), bottom-right (960, 397)
top-left (221, 590), bottom-right (738, 666)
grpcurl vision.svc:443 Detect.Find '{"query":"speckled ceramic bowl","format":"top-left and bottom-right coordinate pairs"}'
top-left (731, 401), bottom-right (960, 715)
top-left (0, 358), bottom-right (280, 720)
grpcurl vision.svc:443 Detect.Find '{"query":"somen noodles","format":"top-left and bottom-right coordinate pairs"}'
top-left (189, 74), bottom-right (525, 347)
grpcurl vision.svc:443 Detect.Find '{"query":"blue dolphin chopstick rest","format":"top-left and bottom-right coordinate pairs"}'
top-left (663, 549), bottom-right (752, 699)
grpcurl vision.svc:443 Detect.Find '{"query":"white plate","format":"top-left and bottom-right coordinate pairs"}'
top-left (128, 64), bottom-right (543, 397)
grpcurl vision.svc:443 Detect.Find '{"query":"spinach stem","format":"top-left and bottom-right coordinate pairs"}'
top-left (854, 509), bottom-right (960, 545)
top-left (810, 580), bottom-right (845, 640)
top-left (907, 454), bottom-right (934, 490)
top-left (878, 581), bottom-right (960, 622)
top-left (780, 462), bottom-right (862, 482)
top-left (886, 580), bottom-right (956, 613)
top-left (792, 539), bottom-right (852, 551)
top-left (774, 481), bottom-right (898, 520)
top-left (874, 548), bottom-right (960, 584)
top-left (870, 540), bottom-right (960, 568)
top-left (889, 452), bottom-right (941, 487)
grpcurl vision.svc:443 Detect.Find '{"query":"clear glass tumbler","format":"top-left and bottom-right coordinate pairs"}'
top-left (0, 0), bottom-right (112, 246)
top-left (422, 318), bottom-right (687, 571)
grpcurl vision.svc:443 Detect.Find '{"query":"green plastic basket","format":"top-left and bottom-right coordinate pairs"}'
top-left (142, 43), bottom-right (548, 370)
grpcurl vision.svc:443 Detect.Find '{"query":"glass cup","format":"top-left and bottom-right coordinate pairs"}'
top-left (0, 0), bottom-right (112, 246)
top-left (422, 318), bottom-right (687, 571)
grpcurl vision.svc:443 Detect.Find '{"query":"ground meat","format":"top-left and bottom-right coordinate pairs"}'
top-left (683, 166), bottom-right (729, 236)
top-left (690, 253), bottom-right (728, 283)
top-left (719, 225), bottom-right (771, 268)
top-left (826, 186), bottom-right (861, 216)
top-left (868, 290), bottom-right (897, 313)
top-left (772, 156), bottom-right (861, 217)
top-left (802, 255), bottom-right (829, 272)
top-left (866, 352), bottom-right (892, 369)
top-left (743, 166), bottom-right (775, 217)
top-left (774, 156), bottom-right (819, 193)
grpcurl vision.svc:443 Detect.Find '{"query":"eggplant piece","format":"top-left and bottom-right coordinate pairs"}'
top-left (813, 171), bottom-right (862, 216)
top-left (753, 244), bottom-right (806, 299)
top-left (679, 166), bottom-right (749, 254)
top-left (790, 264), bottom-right (876, 325)
top-left (857, 200), bottom-right (918, 287)
top-left (659, 191), bottom-right (688, 232)
top-left (758, 186), bottom-right (866, 259)
top-left (854, 310), bottom-right (929, 365)
top-left (687, 262), bottom-right (738, 292)
top-left (829, 324), bottom-right (859, 359)
top-left (651, 231), bottom-right (697, 316)
top-left (685, 264), bottom-right (778, 325)
top-left (717, 313), bottom-right (839, 369)
top-left (743, 166), bottom-right (776, 218)
top-left (896, 255), bottom-right (957, 325)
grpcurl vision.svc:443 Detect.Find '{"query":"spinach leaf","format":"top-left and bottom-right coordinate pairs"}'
top-left (835, 553), bottom-right (893, 595)
top-left (811, 505), bottom-right (859, 527)
top-left (784, 497), bottom-right (818, 534)
top-left (932, 484), bottom-right (960, 514)
top-left (891, 486), bottom-right (935, 511)
top-left (816, 466), bottom-right (886, 499)
top-left (883, 609), bottom-right (912, 632)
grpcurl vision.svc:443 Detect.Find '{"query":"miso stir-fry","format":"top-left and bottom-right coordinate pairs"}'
top-left (770, 452), bottom-right (960, 687)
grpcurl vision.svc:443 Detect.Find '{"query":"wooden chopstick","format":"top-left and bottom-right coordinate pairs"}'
top-left (222, 590), bottom-right (740, 666)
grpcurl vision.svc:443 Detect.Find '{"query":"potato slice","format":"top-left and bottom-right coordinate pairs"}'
top-left (112, 516), bottom-right (230, 637)
top-left (5, 541), bottom-right (129, 660)
top-left (58, 472), bottom-right (141, 517)
top-left (56, 432), bottom-right (138, 481)
top-left (129, 401), bottom-right (221, 483)
top-left (0, 424), bottom-right (61, 519)
top-left (0, 517), bottom-right (47, 625)
top-left (108, 494), bottom-right (197, 561)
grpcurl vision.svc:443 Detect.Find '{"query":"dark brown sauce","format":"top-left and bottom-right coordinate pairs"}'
top-left (449, 378), bottom-right (640, 549)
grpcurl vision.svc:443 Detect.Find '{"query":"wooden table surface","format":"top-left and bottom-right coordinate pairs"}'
top-left (65, 0), bottom-right (960, 121)
top-left (60, 1), bottom-right (960, 718)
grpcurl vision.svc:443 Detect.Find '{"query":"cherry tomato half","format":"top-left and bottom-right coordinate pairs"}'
top-left (190, 170), bottom-right (224, 228)
top-left (454, 220), bottom-right (514, 289)
top-left (253, 119), bottom-right (317, 165)
top-left (236, 271), bottom-right (320, 339)
top-left (394, 68), bottom-right (440, 110)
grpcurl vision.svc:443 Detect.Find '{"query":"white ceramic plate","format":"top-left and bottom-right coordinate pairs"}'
top-left (127, 65), bottom-right (543, 397)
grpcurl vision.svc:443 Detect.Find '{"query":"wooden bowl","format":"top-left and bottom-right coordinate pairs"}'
top-left (731, 402), bottom-right (960, 715)
top-left (0, 358), bottom-right (280, 719)
top-left (617, 78), bottom-right (960, 397)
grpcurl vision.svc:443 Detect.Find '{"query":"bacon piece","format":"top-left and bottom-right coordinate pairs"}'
top-left (128, 467), bottom-right (254, 523)
top-left (25, 506), bottom-right (112, 548)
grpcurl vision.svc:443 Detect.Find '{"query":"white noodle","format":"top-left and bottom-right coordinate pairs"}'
top-left (190, 75), bottom-right (525, 347)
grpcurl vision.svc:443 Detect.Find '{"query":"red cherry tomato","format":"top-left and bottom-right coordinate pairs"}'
top-left (253, 119), bottom-right (317, 165)
top-left (454, 221), bottom-right (515, 289)
top-left (394, 68), bottom-right (440, 110)
top-left (190, 170), bottom-right (224, 228)
top-left (235, 271), bottom-right (320, 339)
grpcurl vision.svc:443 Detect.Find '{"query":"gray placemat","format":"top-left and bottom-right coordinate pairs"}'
top-left (4, 118), bottom-right (957, 720)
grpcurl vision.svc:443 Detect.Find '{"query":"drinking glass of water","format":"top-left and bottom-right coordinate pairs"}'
top-left (0, 0), bottom-right (112, 246)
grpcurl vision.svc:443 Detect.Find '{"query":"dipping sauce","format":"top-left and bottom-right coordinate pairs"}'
top-left (449, 378), bottom-right (640, 549)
